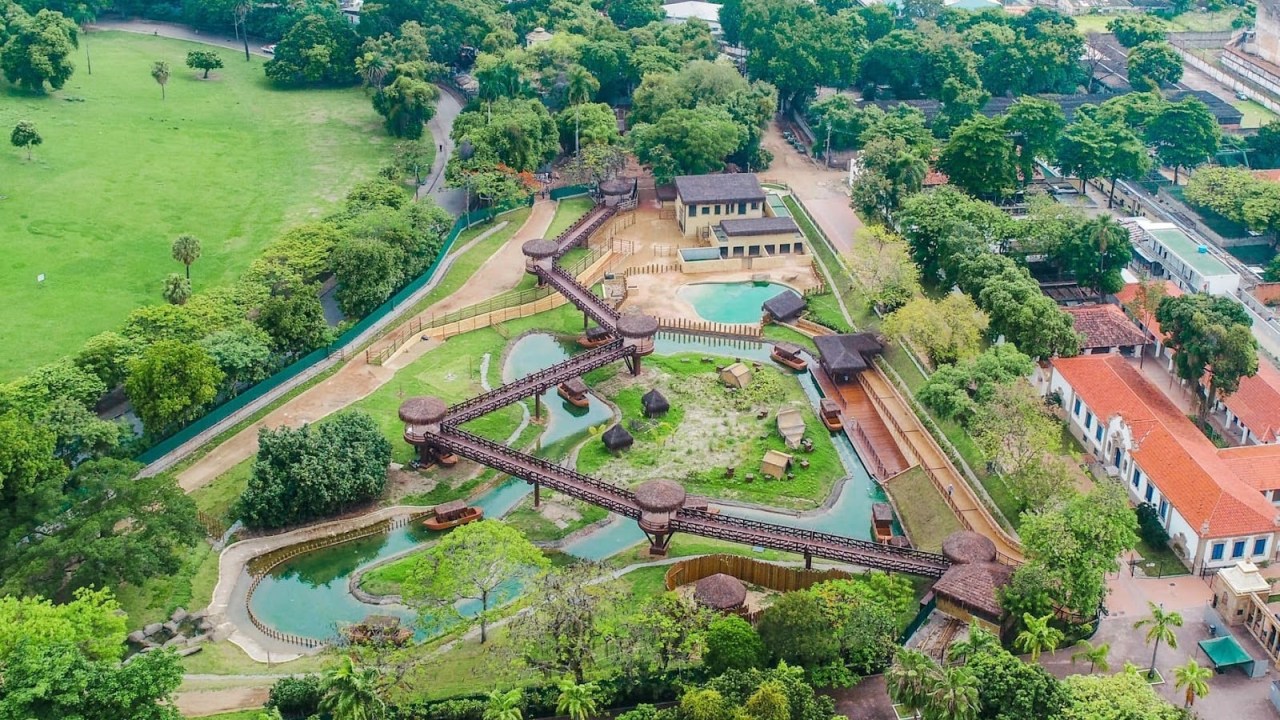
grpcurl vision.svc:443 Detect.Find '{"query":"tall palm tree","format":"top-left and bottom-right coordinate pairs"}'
top-left (356, 51), bottom-right (390, 92)
top-left (1014, 613), bottom-right (1064, 663)
top-left (484, 688), bottom-right (524, 720)
top-left (885, 649), bottom-right (940, 718)
top-left (1134, 602), bottom-right (1183, 680)
top-left (171, 233), bottom-right (202, 280)
top-left (1173, 658), bottom-right (1212, 708)
top-left (320, 655), bottom-right (387, 720)
top-left (555, 679), bottom-right (598, 720)
top-left (233, 0), bottom-right (253, 61)
top-left (946, 625), bottom-right (1000, 665)
top-left (925, 665), bottom-right (980, 720)
top-left (151, 60), bottom-right (170, 100)
top-left (1070, 639), bottom-right (1111, 674)
top-left (565, 64), bottom-right (599, 156)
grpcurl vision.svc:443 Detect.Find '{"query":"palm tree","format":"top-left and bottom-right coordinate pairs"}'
top-left (1173, 658), bottom-right (1212, 708)
top-left (565, 64), bottom-right (599, 156)
top-left (1014, 613), bottom-right (1064, 663)
top-left (1134, 602), bottom-right (1183, 680)
top-left (320, 655), bottom-right (386, 720)
top-left (356, 52), bottom-right (390, 93)
top-left (885, 649), bottom-right (940, 718)
top-left (925, 665), bottom-right (980, 720)
top-left (946, 625), bottom-right (1000, 665)
top-left (1069, 639), bottom-right (1111, 674)
top-left (555, 679), bottom-right (598, 720)
top-left (233, 0), bottom-right (253, 62)
top-left (162, 273), bottom-right (191, 305)
top-left (151, 60), bottom-right (170, 100)
top-left (171, 233), bottom-right (202, 280)
top-left (484, 688), bottom-right (524, 720)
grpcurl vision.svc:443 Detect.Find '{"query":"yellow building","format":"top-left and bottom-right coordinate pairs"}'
top-left (675, 174), bottom-right (766, 238)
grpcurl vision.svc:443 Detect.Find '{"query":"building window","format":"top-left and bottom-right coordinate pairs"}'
top-left (751, 201), bottom-right (759, 210)
top-left (701, 206), bottom-right (710, 216)
top-left (738, 202), bottom-right (746, 214)
top-left (1132, 468), bottom-right (1141, 488)
top-left (1095, 424), bottom-right (1103, 442)
top-left (1073, 398), bottom-right (1081, 416)
top-left (1255, 538), bottom-right (1268, 556)
top-left (1158, 499), bottom-right (1168, 520)
top-left (1085, 412), bottom-right (1093, 429)
top-left (714, 205), bottom-right (721, 215)
top-left (1233, 540), bottom-right (1247, 559)
top-left (687, 204), bottom-right (696, 216)
top-left (1144, 484), bottom-right (1154, 503)
top-left (1211, 543), bottom-right (1225, 561)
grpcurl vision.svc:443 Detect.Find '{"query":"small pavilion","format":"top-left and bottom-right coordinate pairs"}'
top-left (931, 531), bottom-right (1014, 632)
top-left (813, 333), bottom-right (884, 384)
top-left (642, 389), bottom-right (669, 418)
top-left (398, 396), bottom-right (448, 465)
top-left (602, 423), bottom-right (634, 452)
top-left (635, 479), bottom-right (687, 555)
top-left (694, 573), bottom-right (748, 613)
top-left (762, 291), bottom-right (806, 324)
top-left (720, 362), bottom-right (752, 388)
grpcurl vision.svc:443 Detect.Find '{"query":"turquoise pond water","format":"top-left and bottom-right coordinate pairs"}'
top-left (247, 333), bottom-right (889, 642)
top-left (676, 282), bottom-right (794, 324)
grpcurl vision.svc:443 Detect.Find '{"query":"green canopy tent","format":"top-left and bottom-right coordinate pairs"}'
top-left (1198, 635), bottom-right (1257, 676)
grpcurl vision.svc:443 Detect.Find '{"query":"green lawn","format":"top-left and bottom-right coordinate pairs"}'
top-left (358, 548), bottom-right (430, 597)
top-left (504, 489), bottom-right (608, 542)
top-left (546, 197), bottom-right (596, 238)
top-left (884, 467), bottom-right (961, 554)
top-left (190, 458), bottom-right (252, 523)
top-left (1133, 537), bottom-right (1191, 577)
top-left (402, 207), bottom-right (533, 319)
top-left (0, 31), bottom-right (390, 379)
top-left (1234, 99), bottom-right (1278, 129)
top-left (116, 541), bottom-right (220, 631)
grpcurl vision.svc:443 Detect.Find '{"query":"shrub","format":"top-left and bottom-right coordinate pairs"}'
top-left (267, 675), bottom-right (323, 719)
top-left (1135, 503), bottom-right (1170, 549)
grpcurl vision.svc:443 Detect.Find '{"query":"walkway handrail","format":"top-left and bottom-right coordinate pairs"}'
top-left (444, 340), bottom-right (630, 424)
top-left (538, 264), bottom-right (621, 329)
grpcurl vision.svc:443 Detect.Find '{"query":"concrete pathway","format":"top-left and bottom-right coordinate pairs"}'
top-left (89, 19), bottom-right (269, 56)
top-left (177, 200), bottom-right (555, 491)
top-left (758, 122), bottom-right (862, 253)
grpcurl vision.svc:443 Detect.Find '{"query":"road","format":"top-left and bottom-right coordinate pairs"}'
top-left (758, 122), bottom-right (862, 253)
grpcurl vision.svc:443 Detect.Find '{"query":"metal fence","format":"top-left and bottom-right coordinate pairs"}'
top-left (135, 199), bottom-right (531, 465)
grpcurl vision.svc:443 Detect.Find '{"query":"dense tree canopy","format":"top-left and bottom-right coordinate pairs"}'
top-left (124, 340), bottom-right (224, 436)
top-left (1157, 293), bottom-right (1258, 424)
top-left (1, 7), bottom-right (78, 91)
top-left (264, 11), bottom-right (360, 86)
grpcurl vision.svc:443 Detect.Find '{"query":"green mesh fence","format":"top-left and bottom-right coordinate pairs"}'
top-left (135, 197), bottom-right (531, 465)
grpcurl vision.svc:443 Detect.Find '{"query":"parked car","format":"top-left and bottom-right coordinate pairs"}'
top-left (261, 44), bottom-right (276, 54)
top-left (1237, 90), bottom-right (1249, 101)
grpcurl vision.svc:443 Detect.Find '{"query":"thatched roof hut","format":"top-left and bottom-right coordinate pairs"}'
top-left (616, 312), bottom-right (660, 338)
top-left (694, 573), bottom-right (747, 611)
top-left (642, 389), bottom-right (669, 417)
top-left (602, 423), bottom-right (634, 451)
top-left (720, 362), bottom-right (751, 388)
top-left (942, 531), bottom-right (998, 565)
top-left (932, 530), bottom-right (1013, 630)
top-left (813, 333), bottom-right (885, 383)
top-left (521, 238), bottom-right (558, 259)
top-left (399, 397), bottom-right (447, 425)
top-left (762, 291), bottom-right (806, 323)
top-left (634, 479), bottom-right (686, 513)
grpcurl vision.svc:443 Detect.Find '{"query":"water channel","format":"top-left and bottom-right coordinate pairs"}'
top-left (248, 330), bottom-right (891, 642)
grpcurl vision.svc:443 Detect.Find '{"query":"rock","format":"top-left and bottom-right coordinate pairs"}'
top-left (197, 618), bottom-right (214, 633)
top-left (210, 627), bottom-right (231, 643)
top-left (188, 609), bottom-right (207, 622)
top-left (162, 635), bottom-right (186, 649)
top-left (162, 621), bottom-right (179, 635)
top-left (127, 631), bottom-right (146, 645)
top-left (170, 608), bottom-right (188, 624)
top-left (177, 646), bottom-right (203, 657)
top-left (141, 639), bottom-right (160, 650)
top-left (139, 645), bottom-right (157, 654)
top-left (143, 623), bottom-right (163, 638)
top-left (185, 634), bottom-right (208, 646)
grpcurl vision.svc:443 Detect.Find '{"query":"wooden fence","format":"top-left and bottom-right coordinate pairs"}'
top-left (196, 511), bottom-right (227, 539)
top-left (625, 262), bottom-right (680, 277)
top-left (242, 512), bottom-right (428, 649)
top-left (664, 554), bottom-right (851, 593)
top-left (656, 316), bottom-right (762, 339)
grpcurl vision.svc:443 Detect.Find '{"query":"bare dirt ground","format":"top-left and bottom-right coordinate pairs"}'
top-left (177, 200), bottom-right (556, 492)
top-left (176, 686), bottom-right (270, 718)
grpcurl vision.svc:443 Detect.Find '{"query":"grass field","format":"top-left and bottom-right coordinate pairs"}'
top-left (0, 31), bottom-right (390, 379)
top-left (884, 466), bottom-right (961, 554)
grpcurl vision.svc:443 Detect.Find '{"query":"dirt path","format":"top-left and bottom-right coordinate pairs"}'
top-left (758, 123), bottom-right (862, 253)
top-left (177, 200), bottom-right (556, 491)
top-left (175, 686), bottom-right (270, 718)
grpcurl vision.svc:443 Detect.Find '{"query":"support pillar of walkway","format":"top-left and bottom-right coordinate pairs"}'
top-left (616, 312), bottom-right (659, 377)
top-left (534, 482), bottom-right (541, 508)
top-left (534, 394), bottom-right (541, 420)
top-left (804, 550), bottom-right (812, 570)
top-left (635, 479), bottom-right (686, 557)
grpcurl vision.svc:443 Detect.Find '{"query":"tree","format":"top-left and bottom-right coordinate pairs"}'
top-left (885, 649), bottom-right (939, 717)
top-left (0, 640), bottom-right (183, 720)
top-left (925, 665), bottom-right (979, 720)
top-left (555, 679), bottom-right (599, 720)
top-left (756, 590), bottom-right (840, 669)
top-left (256, 287), bottom-right (331, 354)
top-left (1059, 216), bottom-right (1133, 294)
top-left (1146, 98), bottom-right (1221, 184)
top-left (745, 680), bottom-right (790, 720)
top-left (450, 97), bottom-right (560, 173)
top-left (917, 344), bottom-right (1035, 423)
top-left (75, 331), bottom-right (136, 388)
top-left (1, 9), bottom-right (78, 92)
top-left (1173, 658), bottom-right (1211, 707)
top-left (884, 294), bottom-right (987, 367)
top-left (557, 103), bottom-right (619, 154)
top-left (238, 410), bottom-right (391, 528)
top-left (613, 593), bottom-right (713, 676)
top-left (970, 383), bottom-right (1064, 510)
top-left (851, 136), bottom-right (928, 221)
top-left (844, 225), bottom-right (921, 312)
top-left (37, 395), bottom-right (122, 463)
top-left (1013, 612), bottom-right (1064, 663)
top-left (125, 340), bottom-right (224, 435)
top-left (10, 119), bottom-right (41, 160)
top-left (946, 625), bottom-right (1001, 665)
top-left (1099, 122), bottom-right (1152, 209)
top-left (607, 0), bottom-right (663, 28)
top-left (405, 519), bottom-right (548, 644)
top-left (1061, 670), bottom-right (1182, 720)
top-left (628, 107), bottom-right (744, 181)
top-left (895, 186), bottom-right (1012, 285)
top-left (1108, 14), bottom-right (1167, 48)
top-left (938, 117), bottom-right (1018, 200)
top-left (185, 49), bottom-right (224, 78)
top-left (332, 236), bottom-right (403, 317)
top-left (1070, 639), bottom-right (1111, 673)
top-left (201, 323), bottom-right (274, 394)
top-left (704, 615), bottom-right (765, 675)
top-left (265, 12), bottom-right (360, 86)
top-left (151, 60), bottom-right (170, 99)
top-left (484, 688), bottom-right (523, 720)
top-left (267, 675), bottom-right (324, 719)
top-left (966, 643), bottom-right (1070, 719)
top-left (320, 655), bottom-right (387, 720)
top-left (1249, 119), bottom-right (1280, 168)
top-left (1003, 98), bottom-right (1066, 188)
top-left (162, 273), bottom-right (192, 305)
top-left (0, 587), bottom-right (126, 663)
top-left (1019, 483), bottom-right (1138, 617)
top-left (1126, 41), bottom-right (1183, 92)
top-left (1057, 115), bottom-right (1111, 192)
top-left (1156, 293), bottom-right (1258, 425)
top-left (1134, 602), bottom-right (1183, 680)
top-left (506, 563), bottom-right (624, 682)
top-left (372, 75), bottom-right (439, 139)
top-left (170, 233), bottom-right (202, 281)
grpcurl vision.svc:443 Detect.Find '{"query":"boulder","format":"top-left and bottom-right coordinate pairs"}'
top-left (162, 621), bottom-right (179, 635)
top-left (141, 638), bottom-right (161, 650)
top-left (143, 623), bottom-right (163, 638)
top-left (162, 635), bottom-right (187, 649)
top-left (210, 626), bottom-right (231, 643)
top-left (185, 634), bottom-right (208, 646)
top-left (197, 618), bottom-right (214, 633)
top-left (188, 609), bottom-right (207, 623)
top-left (177, 646), bottom-right (203, 657)
top-left (127, 631), bottom-right (146, 645)
top-left (170, 608), bottom-right (188, 624)
top-left (139, 645), bottom-right (157, 654)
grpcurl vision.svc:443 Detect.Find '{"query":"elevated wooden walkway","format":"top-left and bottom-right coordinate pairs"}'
top-left (810, 365), bottom-right (909, 480)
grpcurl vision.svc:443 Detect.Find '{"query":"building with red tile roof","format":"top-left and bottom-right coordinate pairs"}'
top-left (1113, 280), bottom-right (1184, 345)
top-left (1062, 304), bottom-right (1150, 355)
top-left (1047, 354), bottom-right (1280, 572)
top-left (1219, 358), bottom-right (1280, 446)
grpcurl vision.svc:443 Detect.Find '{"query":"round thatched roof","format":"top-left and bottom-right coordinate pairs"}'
top-left (522, 238), bottom-right (558, 259)
top-left (942, 530), bottom-right (997, 565)
top-left (602, 423), bottom-right (634, 451)
top-left (634, 479), bottom-right (686, 512)
top-left (616, 312), bottom-right (659, 338)
top-left (399, 396), bottom-right (448, 424)
top-left (600, 178), bottom-right (631, 195)
top-left (642, 388), bottom-right (669, 415)
top-left (694, 573), bottom-right (747, 610)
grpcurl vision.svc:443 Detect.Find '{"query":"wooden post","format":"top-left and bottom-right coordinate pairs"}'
top-left (534, 482), bottom-right (541, 507)
top-left (535, 394), bottom-right (541, 420)
top-left (804, 550), bottom-right (812, 570)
